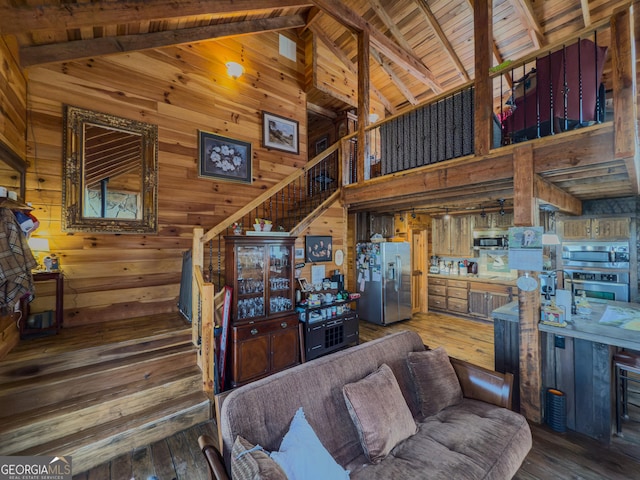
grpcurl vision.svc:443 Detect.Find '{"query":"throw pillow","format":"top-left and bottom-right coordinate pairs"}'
top-left (342, 363), bottom-right (417, 464)
top-left (269, 407), bottom-right (350, 480)
top-left (407, 347), bottom-right (463, 417)
top-left (231, 435), bottom-right (287, 480)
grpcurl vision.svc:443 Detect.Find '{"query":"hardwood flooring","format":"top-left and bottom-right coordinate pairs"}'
top-left (62, 312), bottom-right (640, 478)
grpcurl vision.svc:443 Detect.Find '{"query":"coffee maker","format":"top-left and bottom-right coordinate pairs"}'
top-left (331, 272), bottom-right (344, 291)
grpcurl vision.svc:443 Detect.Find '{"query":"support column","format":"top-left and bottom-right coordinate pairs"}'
top-left (357, 29), bottom-right (370, 184)
top-left (513, 144), bottom-right (542, 423)
top-left (473, 0), bottom-right (492, 156)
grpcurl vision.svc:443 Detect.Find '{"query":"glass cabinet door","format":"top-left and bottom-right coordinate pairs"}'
top-left (268, 244), bottom-right (293, 315)
top-left (236, 245), bottom-right (266, 320)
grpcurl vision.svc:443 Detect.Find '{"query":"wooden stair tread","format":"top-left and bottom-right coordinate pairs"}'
top-left (0, 344), bottom-right (197, 417)
top-left (0, 330), bottom-right (192, 382)
top-left (6, 312), bottom-right (190, 359)
top-left (21, 392), bottom-right (210, 472)
top-left (0, 368), bottom-right (204, 455)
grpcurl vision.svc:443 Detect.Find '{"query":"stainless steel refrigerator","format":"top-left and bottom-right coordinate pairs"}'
top-left (356, 242), bottom-right (412, 325)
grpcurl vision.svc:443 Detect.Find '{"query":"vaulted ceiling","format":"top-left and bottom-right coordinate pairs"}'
top-left (0, 0), bottom-right (630, 121)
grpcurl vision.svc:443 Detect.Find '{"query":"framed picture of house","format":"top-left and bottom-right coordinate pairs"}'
top-left (305, 235), bottom-right (332, 262)
top-left (199, 131), bottom-right (252, 184)
top-left (262, 111), bottom-right (299, 154)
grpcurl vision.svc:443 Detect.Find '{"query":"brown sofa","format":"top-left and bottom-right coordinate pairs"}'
top-left (204, 330), bottom-right (532, 479)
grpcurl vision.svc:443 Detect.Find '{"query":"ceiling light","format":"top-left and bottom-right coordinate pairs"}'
top-left (368, 113), bottom-right (380, 123)
top-left (443, 208), bottom-right (450, 220)
top-left (480, 207), bottom-right (486, 218)
top-left (226, 62), bottom-right (244, 79)
top-left (498, 199), bottom-right (505, 216)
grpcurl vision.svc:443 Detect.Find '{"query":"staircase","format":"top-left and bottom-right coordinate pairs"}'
top-left (0, 313), bottom-right (210, 475)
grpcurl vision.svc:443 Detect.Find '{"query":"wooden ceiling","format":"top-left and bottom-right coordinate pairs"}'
top-left (0, 0), bottom-right (630, 117)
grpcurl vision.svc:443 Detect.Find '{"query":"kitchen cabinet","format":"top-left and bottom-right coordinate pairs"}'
top-left (560, 217), bottom-right (630, 241)
top-left (432, 215), bottom-right (473, 257)
top-left (225, 235), bottom-right (299, 388)
top-left (473, 212), bottom-right (513, 229)
top-left (468, 282), bottom-right (513, 320)
top-left (428, 277), bottom-right (468, 314)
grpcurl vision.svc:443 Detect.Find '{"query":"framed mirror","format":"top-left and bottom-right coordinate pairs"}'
top-left (63, 105), bottom-right (158, 234)
top-left (0, 141), bottom-right (26, 201)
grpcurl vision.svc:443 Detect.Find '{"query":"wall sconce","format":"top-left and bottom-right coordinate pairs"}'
top-left (368, 113), bottom-right (380, 123)
top-left (226, 62), bottom-right (244, 79)
top-left (443, 208), bottom-right (450, 220)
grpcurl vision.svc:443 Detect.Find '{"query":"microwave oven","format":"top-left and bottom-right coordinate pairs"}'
top-left (473, 235), bottom-right (508, 250)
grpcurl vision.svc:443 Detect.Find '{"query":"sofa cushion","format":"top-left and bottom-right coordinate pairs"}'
top-left (231, 435), bottom-right (287, 480)
top-left (407, 347), bottom-right (463, 417)
top-left (348, 399), bottom-right (532, 480)
top-left (269, 407), bottom-right (350, 480)
top-left (343, 363), bottom-right (418, 463)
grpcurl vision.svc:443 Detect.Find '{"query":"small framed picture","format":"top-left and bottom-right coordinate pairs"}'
top-left (262, 111), bottom-right (299, 154)
top-left (199, 131), bottom-right (252, 184)
top-left (298, 278), bottom-right (309, 292)
top-left (305, 235), bottom-right (332, 263)
top-left (295, 247), bottom-right (305, 259)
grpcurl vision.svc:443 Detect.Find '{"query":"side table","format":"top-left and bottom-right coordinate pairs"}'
top-left (20, 271), bottom-right (64, 338)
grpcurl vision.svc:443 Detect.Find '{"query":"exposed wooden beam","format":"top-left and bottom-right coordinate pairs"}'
top-left (308, 23), bottom-right (395, 114)
top-left (306, 102), bottom-right (338, 119)
top-left (312, 0), bottom-right (442, 93)
top-left (19, 15), bottom-right (307, 67)
top-left (510, 0), bottom-right (545, 49)
top-left (0, 0), bottom-right (312, 34)
top-left (367, 0), bottom-right (416, 55)
top-left (371, 49), bottom-right (418, 106)
top-left (357, 29), bottom-right (370, 184)
top-left (534, 175), bottom-right (582, 216)
top-left (413, 0), bottom-right (470, 82)
top-left (580, 0), bottom-right (592, 27)
top-left (473, 0), bottom-right (492, 156)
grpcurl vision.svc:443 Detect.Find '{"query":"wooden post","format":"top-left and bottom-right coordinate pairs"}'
top-left (357, 29), bottom-right (369, 184)
top-left (612, 5), bottom-right (640, 193)
top-left (201, 281), bottom-right (215, 395)
top-left (513, 144), bottom-right (542, 423)
top-left (192, 227), bottom-right (204, 347)
top-left (473, 0), bottom-right (492, 156)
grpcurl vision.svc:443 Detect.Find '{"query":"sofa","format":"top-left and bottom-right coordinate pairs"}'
top-left (203, 330), bottom-right (532, 479)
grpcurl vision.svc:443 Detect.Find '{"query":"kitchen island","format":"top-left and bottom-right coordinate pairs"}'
top-left (492, 298), bottom-right (640, 443)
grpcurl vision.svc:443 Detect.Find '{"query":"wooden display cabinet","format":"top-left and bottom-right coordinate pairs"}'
top-left (225, 235), bottom-right (299, 388)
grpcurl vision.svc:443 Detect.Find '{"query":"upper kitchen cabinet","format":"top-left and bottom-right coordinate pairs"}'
top-left (560, 217), bottom-right (631, 241)
top-left (432, 215), bottom-right (473, 257)
top-left (473, 212), bottom-right (514, 229)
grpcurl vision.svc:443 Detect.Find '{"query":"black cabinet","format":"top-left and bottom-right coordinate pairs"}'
top-left (298, 297), bottom-right (359, 361)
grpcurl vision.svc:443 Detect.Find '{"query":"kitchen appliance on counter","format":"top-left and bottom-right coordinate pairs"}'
top-left (356, 242), bottom-right (411, 325)
top-left (473, 229), bottom-right (509, 251)
top-left (561, 241), bottom-right (631, 302)
top-left (540, 272), bottom-right (557, 298)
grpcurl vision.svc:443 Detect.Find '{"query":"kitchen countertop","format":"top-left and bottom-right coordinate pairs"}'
top-left (428, 272), bottom-right (517, 285)
top-left (492, 298), bottom-right (640, 350)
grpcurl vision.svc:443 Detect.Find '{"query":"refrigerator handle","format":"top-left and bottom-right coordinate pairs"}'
top-left (395, 254), bottom-right (402, 292)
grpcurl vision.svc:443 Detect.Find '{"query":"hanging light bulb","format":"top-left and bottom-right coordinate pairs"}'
top-left (480, 207), bottom-right (487, 218)
top-left (443, 208), bottom-right (450, 220)
top-left (226, 61), bottom-right (244, 79)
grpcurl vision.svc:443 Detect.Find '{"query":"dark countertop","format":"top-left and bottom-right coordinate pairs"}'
top-left (492, 299), bottom-right (640, 350)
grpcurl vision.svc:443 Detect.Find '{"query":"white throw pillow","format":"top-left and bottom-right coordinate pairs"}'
top-left (269, 407), bottom-right (350, 480)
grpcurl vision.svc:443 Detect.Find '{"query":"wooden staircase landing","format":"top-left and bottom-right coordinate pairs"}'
top-left (0, 313), bottom-right (211, 475)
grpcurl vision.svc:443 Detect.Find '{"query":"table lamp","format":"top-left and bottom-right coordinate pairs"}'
top-left (27, 237), bottom-right (50, 271)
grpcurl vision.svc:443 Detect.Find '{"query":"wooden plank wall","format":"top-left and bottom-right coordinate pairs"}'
top-left (0, 36), bottom-right (26, 158)
top-left (22, 32), bottom-right (341, 327)
top-left (0, 35), bottom-right (26, 359)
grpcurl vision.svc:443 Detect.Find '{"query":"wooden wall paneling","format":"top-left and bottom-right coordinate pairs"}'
top-left (23, 32), bottom-right (319, 327)
top-left (0, 37), bottom-right (26, 157)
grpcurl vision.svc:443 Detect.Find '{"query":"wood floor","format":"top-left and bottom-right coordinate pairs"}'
top-left (58, 311), bottom-right (640, 478)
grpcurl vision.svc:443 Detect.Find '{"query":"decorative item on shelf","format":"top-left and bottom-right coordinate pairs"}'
top-left (253, 218), bottom-right (272, 232)
top-left (230, 222), bottom-right (243, 235)
top-left (540, 301), bottom-right (567, 327)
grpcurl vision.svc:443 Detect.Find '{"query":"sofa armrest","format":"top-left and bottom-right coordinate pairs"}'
top-left (198, 434), bottom-right (230, 480)
top-left (450, 357), bottom-right (514, 409)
